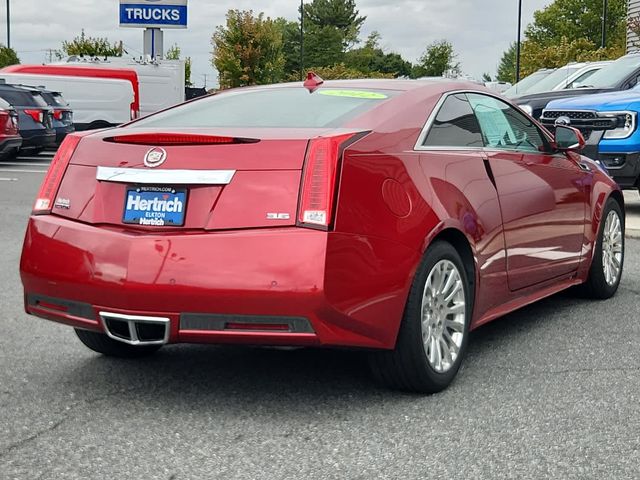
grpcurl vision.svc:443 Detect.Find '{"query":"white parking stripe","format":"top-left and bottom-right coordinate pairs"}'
top-left (0, 177), bottom-right (18, 181)
top-left (1, 163), bottom-right (51, 167)
top-left (0, 169), bottom-right (47, 173)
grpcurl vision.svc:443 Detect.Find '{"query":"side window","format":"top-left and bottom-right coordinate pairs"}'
top-left (467, 93), bottom-right (547, 153)
top-left (422, 94), bottom-right (484, 148)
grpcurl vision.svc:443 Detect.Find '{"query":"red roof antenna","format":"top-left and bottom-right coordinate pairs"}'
top-left (303, 71), bottom-right (324, 93)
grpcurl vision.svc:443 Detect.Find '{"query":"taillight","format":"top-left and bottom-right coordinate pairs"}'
top-left (297, 133), bottom-right (358, 230)
top-left (24, 109), bottom-right (44, 123)
top-left (33, 134), bottom-right (83, 214)
top-left (130, 104), bottom-right (139, 120)
top-left (104, 133), bottom-right (259, 146)
top-left (53, 110), bottom-right (63, 120)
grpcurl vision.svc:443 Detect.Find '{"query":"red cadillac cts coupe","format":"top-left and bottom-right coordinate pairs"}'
top-left (20, 78), bottom-right (625, 393)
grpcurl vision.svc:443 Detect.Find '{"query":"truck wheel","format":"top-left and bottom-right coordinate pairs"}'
top-left (369, 241), bottom-right (472, 393)
top-left (75, 328), bottom-right (162, 358)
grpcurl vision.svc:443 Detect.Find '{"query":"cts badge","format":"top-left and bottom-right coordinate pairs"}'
top-left (144, 147), bottom-right (167, 168)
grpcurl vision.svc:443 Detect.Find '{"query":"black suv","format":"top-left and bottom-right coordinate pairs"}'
top-left (511, 53), bottom-right (640, 120)
top-left (38, 89), bottom-right (74, 145)
top-left (0, 83), bottom-right (55, 153)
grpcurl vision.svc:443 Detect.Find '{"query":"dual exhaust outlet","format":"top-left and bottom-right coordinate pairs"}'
top-left (99, 312), bottom-right (170, 346)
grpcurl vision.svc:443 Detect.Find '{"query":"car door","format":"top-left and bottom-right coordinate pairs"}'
top-left (466, 93), bottom-right (588, 291)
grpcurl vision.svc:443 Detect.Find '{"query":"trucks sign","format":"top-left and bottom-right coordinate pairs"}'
top-left (120, 0), bottom-right (188, 29)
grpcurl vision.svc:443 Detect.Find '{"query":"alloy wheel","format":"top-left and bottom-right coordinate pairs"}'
top-left (421, 260), bottom-right (466, 373)
top-left (601, 210), bottom-right (623, 286)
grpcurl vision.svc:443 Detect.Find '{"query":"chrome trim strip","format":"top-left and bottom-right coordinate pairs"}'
top-left (99, 311), bottom-right (170, 346)
top-left (96, 167), bottom-right (236, 185)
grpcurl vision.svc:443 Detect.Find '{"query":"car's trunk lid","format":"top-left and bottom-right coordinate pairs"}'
top-left (54, 128), bottom-right (342, 230)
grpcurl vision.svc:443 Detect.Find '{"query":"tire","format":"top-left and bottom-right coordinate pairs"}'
top-left (579, 198), bottom-right (625, 299)
top-left (74, 328), bottom-right (162, 358)
top-left (369, 241), bottom-right (472, 393)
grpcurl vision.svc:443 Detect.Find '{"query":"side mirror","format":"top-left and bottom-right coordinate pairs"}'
top-left (554, 125), bottom-right (585, 152)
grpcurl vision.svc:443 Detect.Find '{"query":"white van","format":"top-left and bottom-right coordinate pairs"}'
top-left (0, 72), bottom-right (135, 130)
top-left (58, 58), bottom-right (186, 117)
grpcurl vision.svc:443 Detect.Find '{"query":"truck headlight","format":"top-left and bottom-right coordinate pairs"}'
top-left (519, 104), bottom-right (533, 116)
top-left (603, 111), bottom-right (636, 139)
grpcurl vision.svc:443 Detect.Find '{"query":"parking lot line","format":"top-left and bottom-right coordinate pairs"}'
top-left (1, 163), bottom-right (51, 167)
top-left (0, 169), bottom-right (47, 174)
top-left (0, 177), bottom-right (18, 181)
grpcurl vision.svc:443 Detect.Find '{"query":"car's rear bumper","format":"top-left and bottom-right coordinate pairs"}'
top-left (0, 135), bottom-right (22, 155)
top-left (19, 129), bottom-right (56, 150)
top-left (20, 215), bottom-right (418, 349)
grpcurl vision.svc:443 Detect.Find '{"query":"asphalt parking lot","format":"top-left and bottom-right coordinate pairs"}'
top-left (1, 156), bottom-right (639, 479)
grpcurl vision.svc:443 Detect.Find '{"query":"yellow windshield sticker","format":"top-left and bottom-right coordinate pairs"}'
top-left (318, 90), bottom-right (388, 99)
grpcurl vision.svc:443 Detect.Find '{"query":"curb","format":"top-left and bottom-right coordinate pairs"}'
top-left (626, 228), bottom-right (640, 239)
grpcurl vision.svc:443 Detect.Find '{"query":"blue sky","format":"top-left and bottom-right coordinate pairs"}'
top-left (3, 0), bottom-right (550, 87)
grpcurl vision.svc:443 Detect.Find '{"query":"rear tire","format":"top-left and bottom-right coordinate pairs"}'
top-left (579, 198), bottom-right (624, 299)
top-left (369, 241), bottom-right (472, 393)
top-left (74, 328), bottom-right (162, 358)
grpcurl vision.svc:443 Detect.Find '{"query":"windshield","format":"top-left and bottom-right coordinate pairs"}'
top-left (523, 66), bottom-right (582, 94)
top-left (133, 87), bottom-right (399, 129)
top-left (503, 70), bottom-right (555, 98)
top-left (576, 55), bottom-right (640, 89)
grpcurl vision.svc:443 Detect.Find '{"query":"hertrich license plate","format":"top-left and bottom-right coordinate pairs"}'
top-left (123, 186), bottom-right (187, 226)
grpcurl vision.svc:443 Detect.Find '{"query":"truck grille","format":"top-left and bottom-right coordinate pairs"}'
top-left (541, 111), bottom-right (597, 120)
top-left (540, 110), bottom-right (619, 141)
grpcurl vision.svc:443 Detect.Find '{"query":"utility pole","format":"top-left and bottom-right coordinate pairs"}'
top-left (516, 0), bottom-right (522, 83)
top-left (300, 0), bottom-right (304, 81)
top-left (202, 74), bottom-right (209, 90)
top-left (602, 0), bottom-right (608, 48)
top-left (6, 0), bottom-right (10, 49)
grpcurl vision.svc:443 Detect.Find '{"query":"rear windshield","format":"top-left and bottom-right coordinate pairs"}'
top-left (503, 70), bottom-right (554, 98)
top-left (0, 89), bottom-right (34, 107)
top-left (30, 92), bottom-right (49, 108)
top-left (40, 91), bottom-right (68, 107)
top-left (133, 87), bottom-right (399, 129)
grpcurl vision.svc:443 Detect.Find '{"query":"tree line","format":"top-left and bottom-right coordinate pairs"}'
top-left (211, 0), bottom-right (460, 89)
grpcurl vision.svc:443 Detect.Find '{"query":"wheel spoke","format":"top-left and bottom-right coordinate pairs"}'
top-left (445, 318), bottom-right (464, 333)
top-left (443, 280), bottom-right (462, 304)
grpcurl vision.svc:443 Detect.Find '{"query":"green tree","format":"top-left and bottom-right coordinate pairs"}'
top-left (481, 72), bottom-right (492, 82)
top-left (276, 18), bottom-right (303, 78)
top-left (303, 24), bottom-right (345, 68)
top-left (0, 45), bottom-right (19, 68)
top-left (211, 10), bottom-right (285, 89)
top-left (60, 29), bottom-right (123, 57)
top-left (303, 0), bottom-right (366, 49)
top-left (287, 63), bottom-right (393, 81)
top-left (412, 40), bottom-right (460, 78)
top-left (344, 31), bottom-right (412, 77)
top-left (165, 43), bottom-right (193, 87)
top-left (525, 0), bottom-right (626, 50)
top-left (496, 42), bottom-right (517, 83)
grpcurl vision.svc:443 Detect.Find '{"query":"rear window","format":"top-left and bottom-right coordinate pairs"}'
top-left (30, 92), bottom-right (49, 108)
top-left (133, 87), bottom-right (399, 129)
top-left (40, 92), bottom-right (68, 107)
top-left (0, 89), bottom-right (33, 107)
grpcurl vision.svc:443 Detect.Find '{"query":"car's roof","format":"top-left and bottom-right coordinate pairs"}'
top-left (235, 78), bottom-right (487, 96)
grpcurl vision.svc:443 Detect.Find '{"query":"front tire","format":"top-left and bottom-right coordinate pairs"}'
top-left (580, 198), bottom-right (625, 299)
top-left (74, 329), bottom-right (162, 358)
top-left (369, 241), bottom-right (472, 393)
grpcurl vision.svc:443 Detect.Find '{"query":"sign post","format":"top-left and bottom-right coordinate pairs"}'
top-left (119, 0), bottom-right (188, 59)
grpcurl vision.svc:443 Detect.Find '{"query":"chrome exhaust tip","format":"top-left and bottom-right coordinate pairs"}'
top-left (99, 312), bottom-right (170, 346)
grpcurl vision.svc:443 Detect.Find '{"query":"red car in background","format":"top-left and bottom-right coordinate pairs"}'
top-left (20, 78), bottom-right (625, 393)
top-left (0, 96), bottom-right (22, 158)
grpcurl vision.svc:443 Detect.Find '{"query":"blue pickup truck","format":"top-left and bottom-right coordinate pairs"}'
top-left (540, 90), bottom-right (640, 192)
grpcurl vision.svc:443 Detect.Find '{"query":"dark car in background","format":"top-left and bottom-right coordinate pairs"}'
top-left (512, 53), bottom-right (640, 119)
top-left (0, 96), bottom-right (21, 158)
top-left (38, 89), bottom-right (74, 145)
top-left (0, 83), bottom-right (55, 154)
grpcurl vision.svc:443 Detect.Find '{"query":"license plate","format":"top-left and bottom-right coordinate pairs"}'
top-left (123, 186), bottom-right (187, 226)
